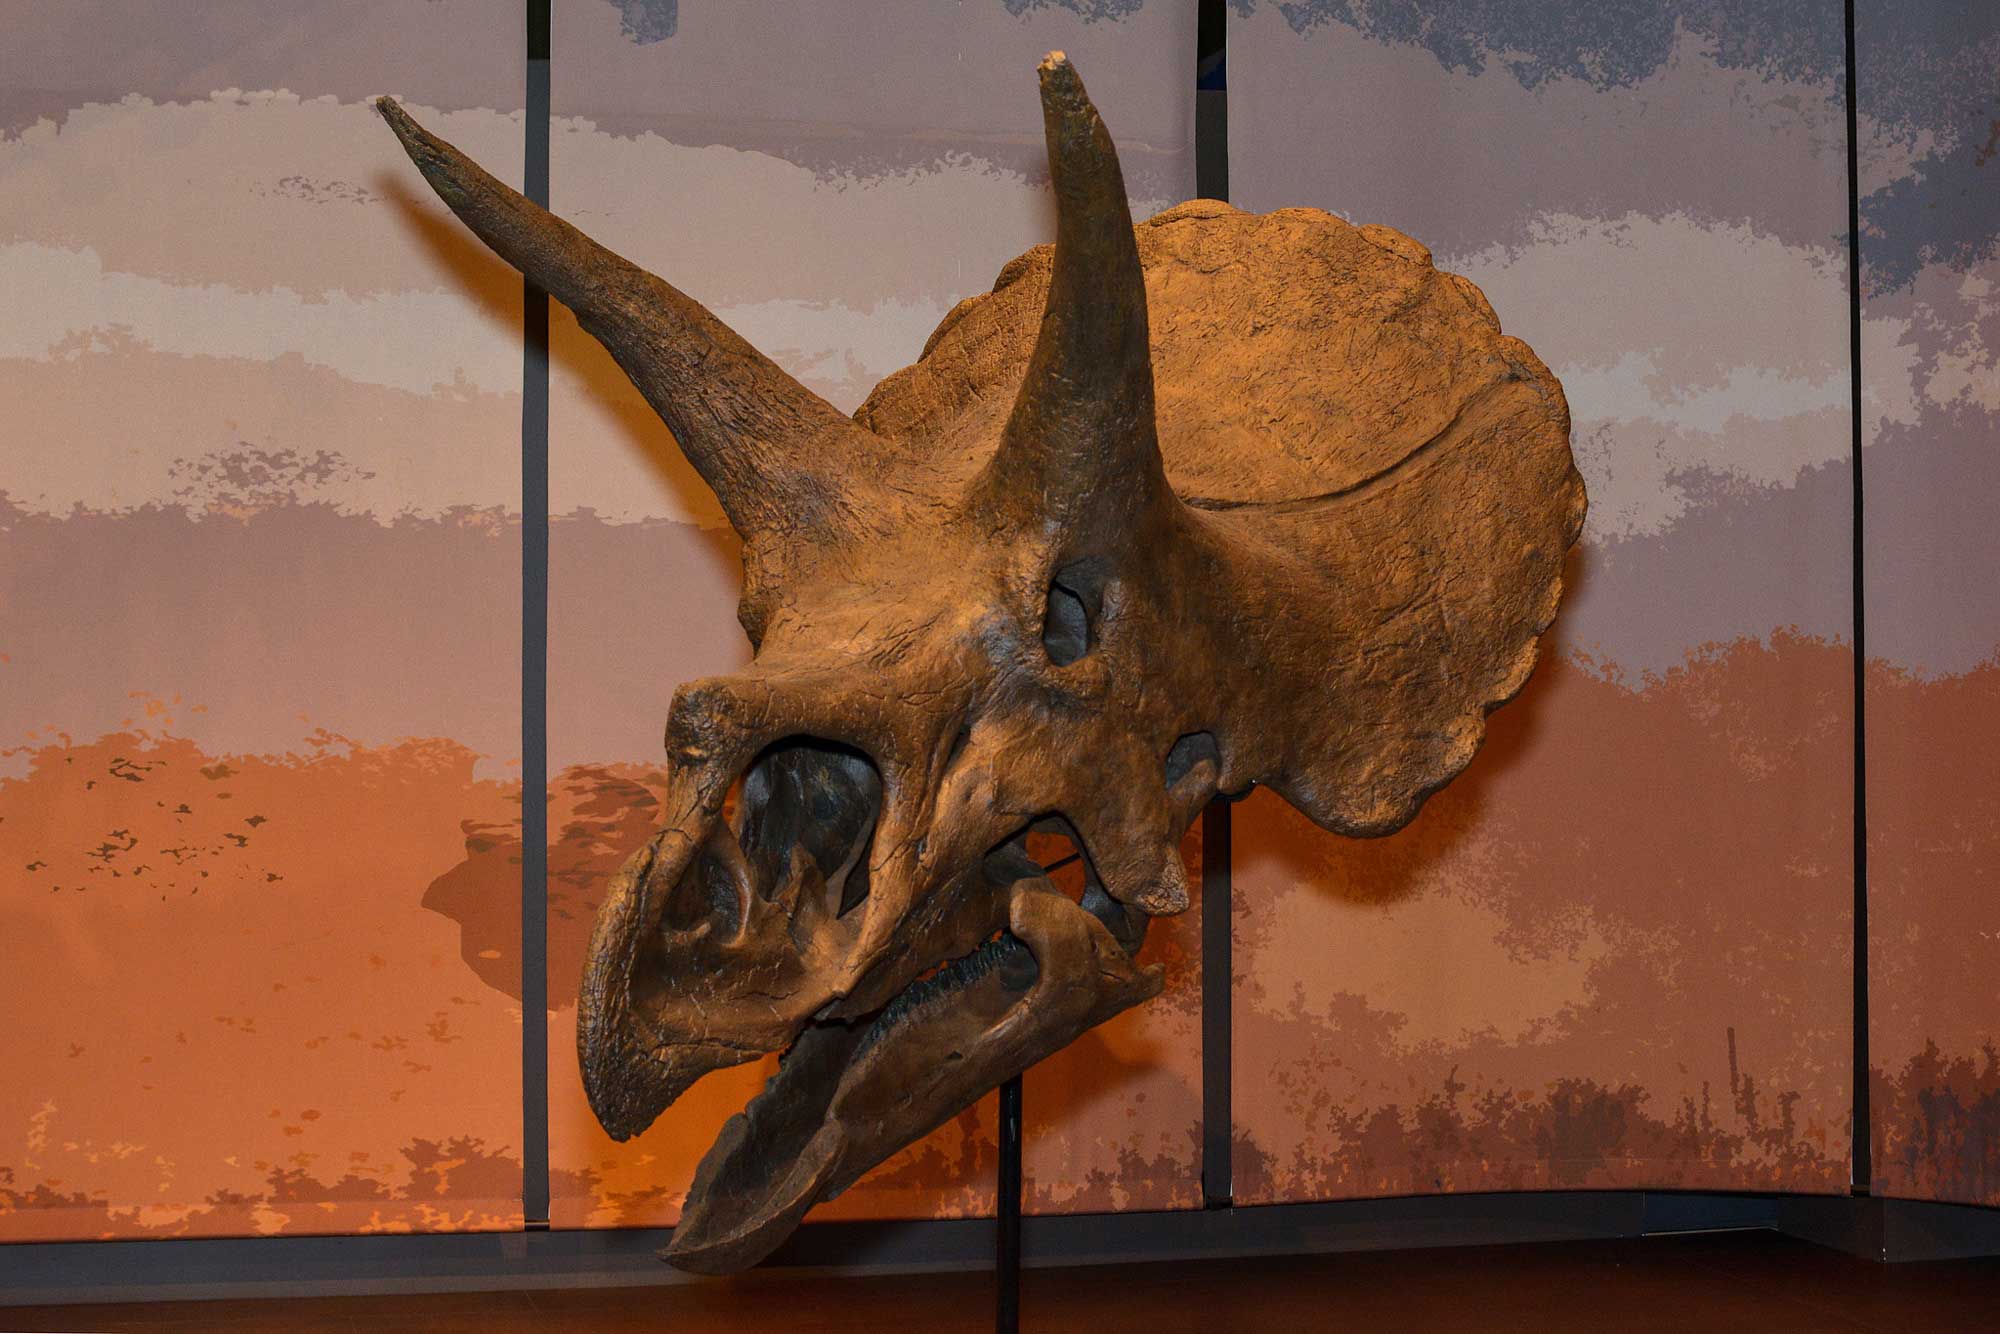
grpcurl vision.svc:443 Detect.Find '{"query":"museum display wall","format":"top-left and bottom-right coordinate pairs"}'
top-left (1228, 1), bottom-right (1859, 1203)
top-left (1, 0), bottom-right (1993, 1250)
top-left (1, 1), bottom-right (530, 1239)
top-left (1854, 0), bottom-right (2000, 1210)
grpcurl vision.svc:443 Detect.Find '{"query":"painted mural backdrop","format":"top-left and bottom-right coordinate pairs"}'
top-left (530, 0), bottom-right (1202, 1228)
top-left (1858, 0), bottom-right (2000, 1208)
top-left (0, 3), bottom-right (527, 1240)
top-left (11, 0), bottom-right (1985, 1248)
top-left (1227, 2), bottom-right (1856, 1200)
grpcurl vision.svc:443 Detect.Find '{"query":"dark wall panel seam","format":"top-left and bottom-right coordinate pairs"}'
top-left (1843, 0), bottom-right (1870, 1197)
top-left (1195, 0), bottom-right (1232, 1212)
top-left (521, 0), bottom-right (553, 1230)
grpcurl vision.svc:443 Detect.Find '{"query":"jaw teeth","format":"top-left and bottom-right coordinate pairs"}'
top-left (851, 929), bottom-right (1022, 1063)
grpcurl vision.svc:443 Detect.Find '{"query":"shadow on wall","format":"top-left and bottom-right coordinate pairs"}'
top-left (424, 763), bottom-right (669, 1008)
top-left (1225, 541), bottom-right (1590, 914)
top-left (381, 178), bottom-right (524, 346)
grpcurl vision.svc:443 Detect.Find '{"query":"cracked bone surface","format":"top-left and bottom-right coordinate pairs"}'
top-left (379, 50), bottom-right (1584, 1272)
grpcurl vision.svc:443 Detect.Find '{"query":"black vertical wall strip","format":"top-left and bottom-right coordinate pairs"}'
top-left (521, 0), bottom-right (553, 1230)
top-left (1843, 0), bottom-right (1870, 1196)
top-left (1195, 0), bottom-right (1233, 1213)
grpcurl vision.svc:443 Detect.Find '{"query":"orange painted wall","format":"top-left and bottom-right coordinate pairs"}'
top-left (1, 3), bottom-right (527, 1240)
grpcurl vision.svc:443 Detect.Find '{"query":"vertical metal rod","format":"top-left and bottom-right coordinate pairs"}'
top-left (1200, 797), bottom-right (1234, 1208)
top-left (519, 0), bottom-right (553, 1232)
top-left (996, 1074), bottom-right (1023, 1333)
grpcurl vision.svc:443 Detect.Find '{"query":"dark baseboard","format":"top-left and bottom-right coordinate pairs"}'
top-left (2, 1190), bottom-right (1992, 1308)
top-left (1777, 1193), bottom-right (2000, 1263)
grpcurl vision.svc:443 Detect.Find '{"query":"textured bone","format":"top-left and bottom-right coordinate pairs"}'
top-left (378, 51), bottom-right (1583, 1274)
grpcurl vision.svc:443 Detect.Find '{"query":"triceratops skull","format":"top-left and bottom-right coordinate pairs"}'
top-left (380, 52), bottom-right (1583, 1273)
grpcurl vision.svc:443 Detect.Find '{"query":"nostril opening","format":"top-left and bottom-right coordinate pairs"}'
top-left (1163, 730), bottom-right (1220, 790)
top-left (666, 815), bottom-right (747, 936)
top-left (662, 876), bottom-right (721, 934)
top-left (736, 735), bottom-right (882, 920)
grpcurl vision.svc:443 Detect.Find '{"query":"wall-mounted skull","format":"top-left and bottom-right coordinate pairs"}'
top-left (380, 52), bottom-right (1584, 1273)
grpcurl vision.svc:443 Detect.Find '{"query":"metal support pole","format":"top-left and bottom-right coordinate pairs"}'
top-left (1201, 797), bottom-right (1234, 1208)
top-left (996, 1073), bottom-right (1023, 1333)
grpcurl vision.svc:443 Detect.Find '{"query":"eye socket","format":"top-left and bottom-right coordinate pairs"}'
top-left (1040, 559), bottom-right (1108, 667)
top-left (1041, 581), bottom-right (1090, 665)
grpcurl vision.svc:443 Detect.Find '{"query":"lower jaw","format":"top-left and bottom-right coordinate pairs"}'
top-left (662, 873), bottom-right (1164, 1274)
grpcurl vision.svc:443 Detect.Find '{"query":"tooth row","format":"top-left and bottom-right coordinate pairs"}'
top-left (851, 931), bottom-right (1021, 1062)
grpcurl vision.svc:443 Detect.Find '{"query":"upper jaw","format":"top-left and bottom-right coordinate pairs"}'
top-left (576, 739), bottom-right (873, 1141)
top-left (577, 730), bottom-right (986, 1139)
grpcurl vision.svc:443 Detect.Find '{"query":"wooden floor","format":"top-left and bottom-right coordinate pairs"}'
top-left (8, 1232), bottom-right (1999, 1332)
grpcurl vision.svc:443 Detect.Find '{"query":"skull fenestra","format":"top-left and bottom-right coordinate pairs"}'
top-left (380, 53), bottom-right (1583, 1272)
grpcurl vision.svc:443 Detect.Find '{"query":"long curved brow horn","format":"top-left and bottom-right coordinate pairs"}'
top-left (969, 53), bottom-right (1170, 538)
top-left (378, 99), bottom-right (876, 544)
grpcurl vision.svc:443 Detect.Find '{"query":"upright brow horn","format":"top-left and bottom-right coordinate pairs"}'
top-left (970, 53), bottom-right (1170, 538)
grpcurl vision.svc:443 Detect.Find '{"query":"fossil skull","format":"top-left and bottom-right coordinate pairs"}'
top-left (380, 53), bottom-right (1583, 1273)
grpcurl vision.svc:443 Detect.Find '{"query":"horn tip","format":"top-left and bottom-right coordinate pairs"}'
top-left (1036, 50), bottom-right (1089, 118)
top-left (1038, 50), bottom-right (1082, 93)
top-left (374, 98), bottom-right (452, 184)
top-left (375, 96), bottom-right (422, 146)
